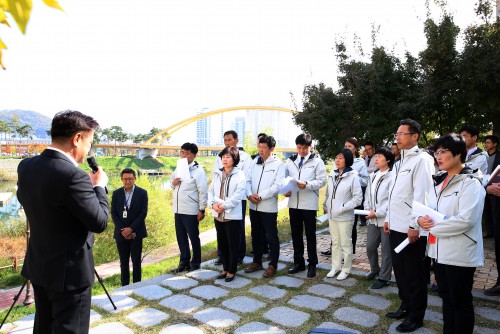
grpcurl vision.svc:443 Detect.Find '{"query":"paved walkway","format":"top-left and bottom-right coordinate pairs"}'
top-left (2, 222), bottom-right (500, 333)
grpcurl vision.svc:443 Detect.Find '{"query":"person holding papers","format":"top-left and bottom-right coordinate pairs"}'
top-left (364, 146), bottom-right (394, 289)
top-left (417, 133), bottom-right (485, 334)
top-left (324, 148), bottom-right (362, 280)
top-left (284, 134), bottom-right (327, 278)
top-left (169, 143), bottom-right (208, 273)
top-left (208, 146), bottom-right (246, 282)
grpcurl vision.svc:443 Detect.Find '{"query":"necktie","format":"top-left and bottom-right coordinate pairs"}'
top-left (298, 156), bottom-right (304, 169)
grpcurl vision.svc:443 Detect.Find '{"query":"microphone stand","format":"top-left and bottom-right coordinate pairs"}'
top-left (94, 269), bottom-right (117, 310)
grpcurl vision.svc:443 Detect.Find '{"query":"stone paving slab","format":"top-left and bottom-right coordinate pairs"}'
top-left (427, 294), bottom-right (442, 307)
top-left (159, 294), bottom-right (204, 313)
top-left (288, 294), bottom-right (331, 311)
top-left (264, 306), bottom-right (310, 327)
top-left (112, 274), bottom-right (174, 295)
top-left (160, 276), bottom-right (199, 290)
top-left (270, 276), bottom-right (304, 288)
top-left (89, 322), bottom-right (133, 334)
top-left (316, 322), bottom-right (362, 334)
top-left (159, 323), bottom-right (204, 334)
top-left (368, 285), bottom-right (399, 295)
top-left (474, 326), bottom-right (500, 334)
top-left (213, 276), bottom-right (252, 289)
top-left (234, 321), bottom-right (285, 334)
top-left (131, 285), bottom-right (172, 300)
top-left (424, 309), bottom-right (443, 324)
top-left (350, 294), bottom-right (391, 310)
top-left (323, 276), bottom-right (358, 287)
top-left (189, 285), bottom-right (229, 300)
top-left (222, 296), bottom-right (267, 313)
top-left (308, 284), bottom-right (346, 299)
top-left (92, 294), bottom-right (139, 313)
top-left (333, 307), bottom-right (380, 328)
top-left (476, 306), bottom-right (500, 322)
top-left (125, 307), bottom-right (169, 328)
top-left (249, 285), bottom-right (287, 300)
top-left (387, 322), bottom-right (436, 334)
top-left (185, 268), bottom-right (220, 281)
top-left (193, 307), bottom-right (240, 328)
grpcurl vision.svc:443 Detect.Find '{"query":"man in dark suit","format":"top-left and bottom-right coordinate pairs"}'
top-left (111, 168), bottom-right (148, 286)
top-left (17, 110), bottom-right (109, 334)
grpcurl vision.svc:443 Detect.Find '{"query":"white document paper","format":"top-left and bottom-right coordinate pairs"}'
top-left (354, 209), bottom-right (370, 216)
top-left (316, 214), bottom-right (329, 224)
top-left (412, 201), bottom-right (445, 223)
top-left (394, 238), bottom-right (410, 253)
top-left (279, 176), bottom-right (300, 195)
top-left (175, 158), bottom-right (191, 181)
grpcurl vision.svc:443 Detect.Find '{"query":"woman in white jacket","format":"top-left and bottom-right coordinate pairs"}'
top-left (324, 148), bottom-right (362, 280)
top-left (418, 133), bottom-right (485, 334)
top-left (208, 146), bottom-right (246, 282)
top-left (364, 146), bottom-right (394, 289)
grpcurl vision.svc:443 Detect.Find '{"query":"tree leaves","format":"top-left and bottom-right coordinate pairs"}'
top-left (6, 0), bottom-right (32, 34)
top-left (42, 0), bottom-right (62, 11)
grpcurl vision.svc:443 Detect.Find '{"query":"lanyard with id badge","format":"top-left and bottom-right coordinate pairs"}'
top-left (123, 188), bottom-right (134, 219)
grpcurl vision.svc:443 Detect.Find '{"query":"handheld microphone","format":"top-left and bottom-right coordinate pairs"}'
top-left (87, 156), bottom-right (108, 194)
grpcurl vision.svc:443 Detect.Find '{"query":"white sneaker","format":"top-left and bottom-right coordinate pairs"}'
top-left (336, 271), bottom-right (349, 280)
top-left (326, 269), bottom-right (338, 278)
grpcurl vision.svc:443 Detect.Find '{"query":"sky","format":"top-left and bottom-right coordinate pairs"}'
top-left (0, 0), bottom-right (481, 136)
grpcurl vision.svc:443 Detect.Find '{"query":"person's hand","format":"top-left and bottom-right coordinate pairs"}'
top-left (212, 203), bottom-right (224, 213)
top-left (297, 181), bottom-right (307, 190)
top-left (383, 222), bottom-right (390, 234)
top-left (172, 177), bottom-right (181, 186)
top-left (248, 194), bottom-right (261, 204)
top-left (324, 209), bottom-right (328, 215)
top-left (197, 211), bottom-right (205, 221)
top-left (407, 228), bottom-right (420, 243)
top-left (417, 215), bottom-right (434, 231)
top-left (486, 183), bottom-right (500, 197)
top-left (284, 191), bottom-right (292, 197)
top-left (89, 167), bottom-right (108, 188)
top-left (121, 227), bottom-right (133, 239)
top-left (366, 209), bottom-right (376, 220)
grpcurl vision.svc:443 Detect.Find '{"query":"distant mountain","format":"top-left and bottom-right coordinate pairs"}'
top-left (0, 109), bottom-right (51, 139)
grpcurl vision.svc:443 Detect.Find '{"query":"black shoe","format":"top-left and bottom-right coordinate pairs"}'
top-left (431, 283), bottom-right (439, 292)
top-left (225, 274), bottom-right (235, 282)
top-left (320, 248), bottom-right (331, 256)
top-left (396, 320), bottom-right (423, 332)
top-left (287, 264), bottom-right (306, 274)
top-left (307, 265), bottom-right (316, 278)
top-left (214, 257), bottom-right (223, 265)
top-left (371, 279), bottom-right (388, 289)
top-left (187, 265), bottom-right (200, 272)
top-left (386, 309), bottom-right (408, 320)
top-left (216, 273), bottom-right (227, 279)
top-left (366, 272), bottom-right (379, 280)
top-left (171, 264), bottom-right (190, 274)
top-left (484, 283), bottom-right (500, 296)
top-left (359, 221), bottom-right (367, 226)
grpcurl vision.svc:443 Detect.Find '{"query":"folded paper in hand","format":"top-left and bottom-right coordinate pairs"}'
top-left (176, 158), bottom-right (191, 181)
top-left (279, 176), bottom-right (300, 195)
top-left (316, 214), bottom-right (329, 224)
top-left (412, 201), bottom-right (445, 223)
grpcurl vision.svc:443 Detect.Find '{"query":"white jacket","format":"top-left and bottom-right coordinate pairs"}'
top-left (465, 148), bottom-right (488, 180)
top-left (213, 149), bottom-right (252, 174)
top-left (364, 169), bottom-right (392, 227)
top-left (352, 157), bottom-right (369, 187)
top-left (426, 168), bottom-right (485, 267)
top-left (246, 155), bottom-right (285, 213)
top-left (386, 146), bottom-right (435, 233)
top-left (285, 153), bottom-right (327, 211)
top-left (208, 167), bottom-right (246, 221)
top-left (170, 161), bottom-right (208, 215)
top-left (323, 168), bottom-right (362, 222)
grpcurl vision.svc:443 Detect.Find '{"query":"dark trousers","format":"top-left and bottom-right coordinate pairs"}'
top-left (389, 231), bottom-right (428, 322)
top-left (116, 237), bottom-right (143, 286)
top-left (218, 200), bottom-right (247, 260)
top-left (32, 283), bottom-right (92, 334)
top-left (434, 263), bottom-right (475, 334)
top-left (484, 194), bottom-right (496, 235)
top-left (250, 209), bottom-right (279, 267)
top-left (493, 196), bottom-right (500, 284)
top-left (289, 208), bottom-right (318, 266)
top-left (215, 219), bottom-right (241, 274)
top-left (175, 213), bottom-right (201, 267)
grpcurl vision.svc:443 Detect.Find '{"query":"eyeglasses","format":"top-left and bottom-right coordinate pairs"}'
top-left (122, 178), bottom-right (135, 181)
top-left (433, 149), bottom-right (451, 158)
top-left (394, 132), bottom-right (415, 138)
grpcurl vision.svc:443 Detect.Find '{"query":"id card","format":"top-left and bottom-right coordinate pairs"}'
top-left (123, 210), bottom-right (128, 219)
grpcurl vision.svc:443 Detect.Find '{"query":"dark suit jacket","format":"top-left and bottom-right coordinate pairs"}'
top-left (17, 149), bottom-right (108, 293)
top-left (111, 186), bottom-right (148, 239)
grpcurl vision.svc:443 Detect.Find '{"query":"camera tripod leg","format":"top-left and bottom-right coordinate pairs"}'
top-left (0, 280), bottom-right (27, 330)
top-left (94, 269), bottom-right (117, 310)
